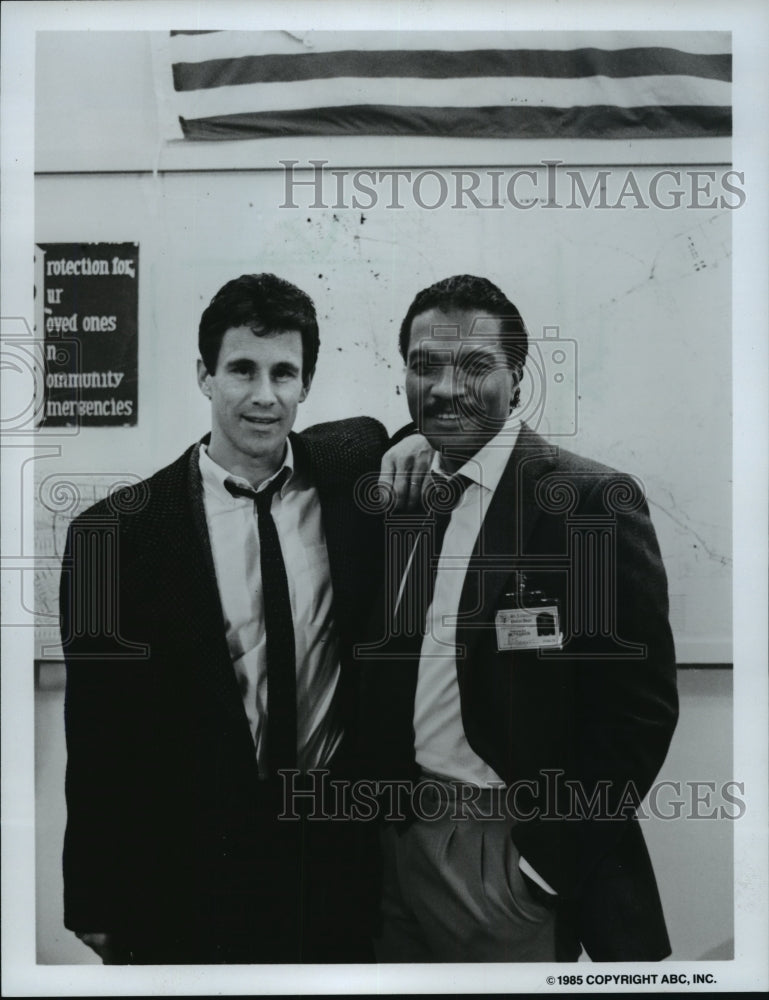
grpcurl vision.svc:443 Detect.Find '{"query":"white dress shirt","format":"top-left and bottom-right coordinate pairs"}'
top-left (411, 416), bottom-right (556, 894)
top-left (413, 415), bottom-right (520, 786)
top-left (199, 441), bottom-right (343, 775)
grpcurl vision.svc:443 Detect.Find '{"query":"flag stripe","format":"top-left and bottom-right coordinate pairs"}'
top-left (167, 30), bottom-right (732, 62)
top-left (180, 104), bottom-right (732, 141)
top-left (172, 73), bottom-right (731, 120)
top-left (154, 30), bottom-right (732, 144)
top-left (173, 48), bottom-right (731, 92)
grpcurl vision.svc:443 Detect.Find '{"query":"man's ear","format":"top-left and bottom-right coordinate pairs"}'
top-left (299, 370), bottom-right (314, 403)
top-left (197, 359), bottom-right (212, 398)
top-left (510, 365), bottom-right (524, 411)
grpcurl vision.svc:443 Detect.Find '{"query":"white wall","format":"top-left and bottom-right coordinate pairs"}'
top-left (30, 31), bottom-right (734, 663)
top-left (34, 167), bottom-right (732, 663)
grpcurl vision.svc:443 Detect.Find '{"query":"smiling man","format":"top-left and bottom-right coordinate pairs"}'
top-left (199, 323), bottom-right (309, 480)
top-left (404, 301), bottom-right (523, 469)
top-left (361, 274), bottom-right (678, 963)
top-left (60, 273), bottom-right (411, 964)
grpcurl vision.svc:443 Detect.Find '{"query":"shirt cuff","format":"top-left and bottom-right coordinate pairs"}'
top-left (519, 856), bottom-right (557, 895)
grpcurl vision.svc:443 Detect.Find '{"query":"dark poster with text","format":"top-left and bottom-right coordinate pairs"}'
top-left (36, 242), bottom-right (138, 426)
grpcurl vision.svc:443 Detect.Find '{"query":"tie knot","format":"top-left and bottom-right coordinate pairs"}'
top-left (423, 472), bottom-right (471, 517)
top-left (224, 467), bottom-right (290, 511)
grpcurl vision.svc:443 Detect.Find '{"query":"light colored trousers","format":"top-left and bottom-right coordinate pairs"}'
top-left (374, 779), bottom-right (559, 962)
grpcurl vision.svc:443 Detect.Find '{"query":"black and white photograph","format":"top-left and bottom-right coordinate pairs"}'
top-left (1, 0), bottom-right (767, 995)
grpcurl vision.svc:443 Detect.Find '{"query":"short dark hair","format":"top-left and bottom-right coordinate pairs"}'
top-left (399, 274), bottom-right (528, 407)
top-left (198, 273), bottom-right (319, 383)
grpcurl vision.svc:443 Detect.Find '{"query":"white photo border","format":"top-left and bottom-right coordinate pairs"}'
top-left (2, 0), bottom-right (767, 995)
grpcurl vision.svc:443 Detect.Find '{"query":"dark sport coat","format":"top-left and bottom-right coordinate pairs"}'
top-left (60, 417), bottom-right (388, 962)
top-left (359, 423), bottom-right (679, 961)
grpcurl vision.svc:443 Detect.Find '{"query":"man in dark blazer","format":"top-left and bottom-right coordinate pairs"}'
top-left (359, 274), bottom-right (678, 962)
top-left (60, 273), bottom-right (395, 964)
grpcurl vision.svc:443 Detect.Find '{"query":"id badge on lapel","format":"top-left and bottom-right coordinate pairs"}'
top-left (495, 574), bottom-right (563, 652)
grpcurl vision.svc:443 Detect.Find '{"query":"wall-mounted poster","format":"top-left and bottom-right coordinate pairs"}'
top-left (35, 242), bottom-right (138, 426)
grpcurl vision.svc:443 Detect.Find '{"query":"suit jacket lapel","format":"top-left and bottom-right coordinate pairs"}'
top-left (455, 424), bottom-right (559, 692)
top-left (174, 441), bottom-right (256, 736)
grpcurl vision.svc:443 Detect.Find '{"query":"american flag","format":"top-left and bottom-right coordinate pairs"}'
top-left (153, 30), bottom-right (731, 142)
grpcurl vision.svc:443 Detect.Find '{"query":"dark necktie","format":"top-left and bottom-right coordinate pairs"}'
top-left (359, 471), bottom-right (472, 785)
top-left (397, 472), bottom-right (472, 647)
top-left (225, 469), bottom-right (297, 775)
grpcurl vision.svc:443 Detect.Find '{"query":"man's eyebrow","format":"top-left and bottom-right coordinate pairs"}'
top-left (408, 346), bottom-right (441, 362)
top-left (461, 342), bottom-right (499, 358)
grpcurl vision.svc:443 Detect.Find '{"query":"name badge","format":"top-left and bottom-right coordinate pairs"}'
top-left (495, 605), bottom-right (562, 651)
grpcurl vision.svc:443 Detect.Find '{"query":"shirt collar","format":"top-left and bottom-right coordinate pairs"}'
top-left (432, 413), bottom-right (521, 495)
top-left (198, 438), bottom-right (295, 502)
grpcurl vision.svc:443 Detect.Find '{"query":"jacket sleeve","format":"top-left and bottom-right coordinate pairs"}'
top-left (512, 473), bottom-right (678, 897)
top-left (573, 476), bottom-right (678, 857)
top-left (60, 512), bottom-right (149, 933)
top-left (299, 416), bottom-right (389, 474)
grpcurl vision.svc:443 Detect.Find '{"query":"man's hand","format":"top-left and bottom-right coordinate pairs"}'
top-left (75, 931), bottom-right (129, 964)
top-left (379, 434), bottom-right (434, 511)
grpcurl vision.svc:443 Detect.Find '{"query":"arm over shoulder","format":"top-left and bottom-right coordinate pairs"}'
top-left (298, 417), bottom-right (389, 473)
